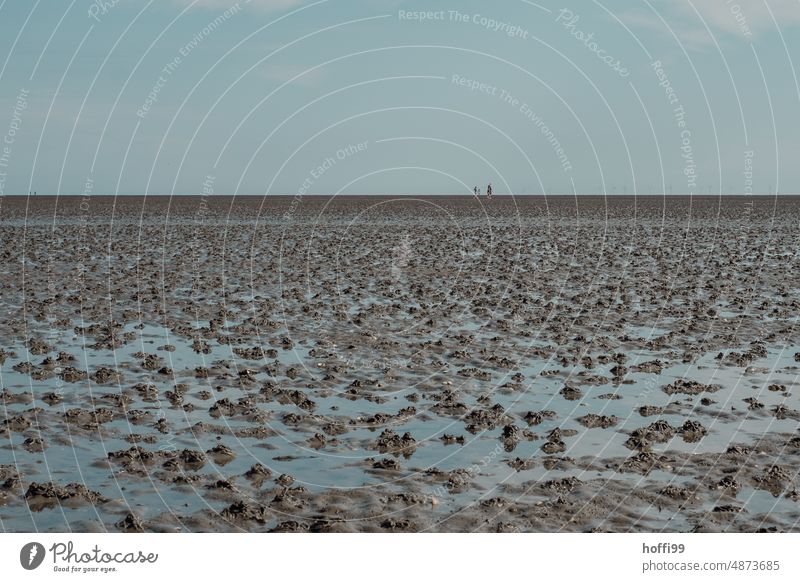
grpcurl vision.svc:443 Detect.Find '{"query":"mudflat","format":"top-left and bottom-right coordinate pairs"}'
top-left (1, 195), bottom-right (799, 532)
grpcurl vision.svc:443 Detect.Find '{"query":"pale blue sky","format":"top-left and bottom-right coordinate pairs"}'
top-left (0, 0), bottom-right (798, 196)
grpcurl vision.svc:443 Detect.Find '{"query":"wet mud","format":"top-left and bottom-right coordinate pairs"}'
top-left (1, 195), bottom-right (799, 532)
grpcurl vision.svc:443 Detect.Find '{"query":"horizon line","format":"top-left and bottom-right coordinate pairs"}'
top-left (3, 193), bottom-right (795, 198)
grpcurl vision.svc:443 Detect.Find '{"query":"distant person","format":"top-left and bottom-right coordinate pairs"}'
top-left (486, 183), bottom-right (493, 200)
top-left (473, 186), bottom-right (479, 198)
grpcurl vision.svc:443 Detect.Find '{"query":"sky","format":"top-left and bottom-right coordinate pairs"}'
top-left (0, 0), bottom-right (798, 196)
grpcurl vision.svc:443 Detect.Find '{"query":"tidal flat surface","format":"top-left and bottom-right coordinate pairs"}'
top-left (1, 195), bottom-right (799, 532)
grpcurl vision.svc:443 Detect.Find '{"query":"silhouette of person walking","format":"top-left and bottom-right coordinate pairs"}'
top-left (486, 183), bottom-right (493, 200)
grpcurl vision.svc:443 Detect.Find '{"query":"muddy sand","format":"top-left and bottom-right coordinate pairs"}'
top-left (1, 194), bottom-right (799, 532)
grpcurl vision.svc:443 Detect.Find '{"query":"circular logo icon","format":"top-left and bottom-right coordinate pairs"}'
top-left (20, 542), bottom-right (46, 570)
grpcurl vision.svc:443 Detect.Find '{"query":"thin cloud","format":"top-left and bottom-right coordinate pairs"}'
top-left (686, 0), bottom-right (800, 37)
top-left (620, 0), bottom-right (800, 51)
top-left (619, 9), bottom-right (716, 50)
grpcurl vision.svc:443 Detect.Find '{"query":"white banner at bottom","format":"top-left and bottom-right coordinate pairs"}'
top-left (1, 533), bottom-right (797, 581)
